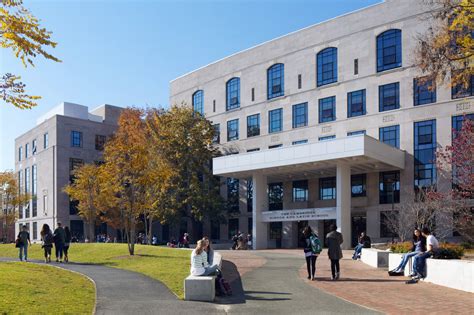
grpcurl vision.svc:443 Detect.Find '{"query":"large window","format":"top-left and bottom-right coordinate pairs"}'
top-left (379, 82), bottom-right (400, 112)
top-left (247, 179), bottom-right (253, 212)
top-left (228, 218), bottom-right (239, 239)
top-left (69, 158), bottom-right (84, 183)
top-left (347, 89), bottom-right (366, 117)
top-left (213, 124), bottom-right (220, 144)
top-left (247, 114), bottom-right (260, 137)
top-left (95, 135), bottom-right (106, 151)
top-left (317, 47), bottom-right (338, 86)
top-left (379, 171), bottom-right (400, 204)
top-left (351, 174), bottom-right (366, 197)
top-left (452, 114), bottom-right (474, 189)
top-left (292, 102), bottom-right (308, 128)
top-left (24, 167), bottom-right (30, 218)
top-left (268, 182), bottom-right (283, 211)
top-left (267, 63), bottom-right (284, 99)
top-left (227, 178), bottom-right (240, 213)
top-left (293, 180), bottom-right (308, 202)
top-left (380, 211), bottom-right (398, 238)
top-left (319, 135), bottom-right (335, 141)
top-left (379, 125), bottom-right (400, 148)
top-left (18, 146), bottom-right (22, 161)
top-left (32, 165), bottom-right (37, 217)
top-left (25, 143), bottom-right (29, 158)
top-left (414, 77), bottom-right (436, 106)
top-left (43, 133), bottom-right (48, 149)
top-left (71, 131), bottom-right (82, 148)
top-left (226, 77), bottom-right (240, 110)
top-left (18, 171), bottom-right (23, 219)
top-left (33, 222), bottom-right (38, 240)
top-left (269, 222), bottom-right (282, 240)
top-left (376, 29), bottom-right (402, 72)
top-left (414, 120), bottom-right (437, 189)
top-left (268, 108), bottom-right (283, 133)
top-left (192, 90), bottom-right (204, 115)
top-left (319, 177), bottom-right (336, 200)
top-left (451, 72), bottom-right (473, 99)
top-left (347, 130), bottom-right (366, 136)
top-left (319, 96), bottom-right (336, 123)
top-left (227, 119), bottom-right (239, 141)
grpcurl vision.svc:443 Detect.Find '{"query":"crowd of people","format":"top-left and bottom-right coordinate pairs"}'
top-left (231, 231), bottom-right (251, 250)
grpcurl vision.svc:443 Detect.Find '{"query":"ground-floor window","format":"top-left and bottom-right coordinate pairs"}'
top-left (380, 211), bottom-right (398, 238)
top-left (351, 174), bottom-right (366, 197)
top-left (379, 171), bottom-right (400, 204)
top-left (292, 180), bottom-right (308, 202)
top-left (228, 218), bottom-right (239, 239)
top-left (269, 222), bottom-right (282, 240)
top-left (268, 182), bottom-right (283, 210)
top-left (319, 177), bottom-right (336, 200)
top-left (70, 220), bottom-right (84, 240)
top-left (248, 217), bottom-right (253, 235)
top-left (211, 220), bottom-right (220, 240)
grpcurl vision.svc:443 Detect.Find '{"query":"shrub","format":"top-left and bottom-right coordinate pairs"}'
top-left (432, 243), bottom-right (464, 259)
top-left (390, 242), bottom-right (412, 253)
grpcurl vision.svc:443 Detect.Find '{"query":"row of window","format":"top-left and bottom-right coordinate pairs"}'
top-left (71, 131), bottom-right (107, 150)
top-left (17, 165), bottom-right (37, 219)
top-left (18, 133), bottom-right (48, 161)
top-left (17, 222), bottom-right (38, 240)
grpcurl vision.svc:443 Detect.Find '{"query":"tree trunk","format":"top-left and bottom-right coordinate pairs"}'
top-left (144, 210), bottom-right (148, 245)
top-left (147, 216), bottom-right (153, 245)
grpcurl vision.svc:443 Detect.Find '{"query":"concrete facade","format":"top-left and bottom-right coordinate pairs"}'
top-left (169, 0), bottom-right (474, 249)
top-left (14, 102), bottom-right (123, 241)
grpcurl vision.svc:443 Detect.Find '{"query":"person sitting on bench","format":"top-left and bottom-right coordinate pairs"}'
top-left (389, 228), bottom-right (426, 275)
top-left (411, 227), bottom-right (439, 280)
top-left (352, 232), bottom-right (371, 260)
top-left (190, 239), bottom-right (219, 276)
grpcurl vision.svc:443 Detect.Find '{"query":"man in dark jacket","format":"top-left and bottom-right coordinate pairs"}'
top-left (326, 224), bottom-right (343, 280)
top-left (53, 222), bottom-right (66, 263)
top-left (352, 232), bottom-right (371, 260)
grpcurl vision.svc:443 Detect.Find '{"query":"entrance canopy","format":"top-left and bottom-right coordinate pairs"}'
top-left (213, 135), bottom-right (405, 180)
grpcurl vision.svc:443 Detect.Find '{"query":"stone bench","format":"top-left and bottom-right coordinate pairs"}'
top-left (184, 251), bottom-right (222, 301)
top-left (424, 258), bottom-right (473, 293)
top-left (361, 248), bottom-right (389, 268)
top-left (388, 252), bottom-right (413, 276)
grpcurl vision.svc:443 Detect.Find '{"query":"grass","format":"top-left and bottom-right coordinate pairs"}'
top-left (0, 262), bottom-right (95, 314)
top-left (0, 243), bottom-right (191, 299)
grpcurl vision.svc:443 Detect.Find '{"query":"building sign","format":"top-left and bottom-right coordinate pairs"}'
top-left (382, 114), bottom-right (395, 123)
top-left (261, 207), bottom-right (337, 222)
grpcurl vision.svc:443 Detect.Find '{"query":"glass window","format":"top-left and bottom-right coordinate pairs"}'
top-left (95, 135), bottom-right (106, 151)
top-left (71, 131), bottom-right (82, 148)
top-left (414, 120), bottom-right (437, 188)
top-left (267, 63), bottom-right (284, 99)
top-left (18, 171), bottom-right (23, 219)
top-left (268, 144), bottom-right (282, 149)
top-left (25, 143), bottom-right (29, 158)
top-left (192, 90), bottom-right (204, 115)
top-left (347, 130), bottom-right (366, 136)
top-left (319, 177), bottom-right (336, 200)
top-left (268, 182), bottom-right (283, 210)
top-left (227, 178), bottom-right (239, 213)
top-left (247, 148), bottom-right (260, 152)
top-left (319, 96), bottom-right (336, 123)
top-left (247, 114), bottom-right (260, 137)
top-left (376, 29), bottom-right (402, 72)
top-left (451, 114), bottom-right (474, 189)
top-left (69, 158), bottom-right (84, 183)
top-left (354, 58), bottom-right (359, 75)
top-left (380, 211), bottom-right (398, 237)
top-left (451, 72), bottom-right (473, 99)
top-left (379, 125), bottom-right (400, 148)
top-left (293, 180), bottom-right (308, 202)
top-left (292, 139), bottom-right (308, 145)
top-left (247, 179), bottom-right (253, 212)
top-left (43, 133), bottom-right (48, 149)
top-left (18, 146), bottom-right (22, 161)
top-left (414, 77), bottom-right (436, 106)
top-left (317, 47), bottom-right (338, 86)
top-left (347, 89), bottom-right (366, 117)
top-left (213, 124), bottom-right (220, 144)
top-left (226, 77), bottom-right (240, 110)
top-left (292, 102), bottom-right (308, 128)
top-left (227, 119), bottom-right (239, 141)
top-left (269, 222), bottom-right (282, 240)
top-left (248, 217), bottom-right (253, 236)
top-left (319, 135), bottom-right (335, 141)
top-left (24, 167), bottom-right (30, 218)
top-left (32, 139), bottom-right (37, 155)
top-left (33, 222), bottom-right (37, 240)
top-left (351, 174), bottom-right (366, 197)
top-left (228, 218), bottom-right (239, 239)
top-left (251, 88), bottom-right (255, 102)
top-left (379, 171), bottom-right (400, 204)
top-left (379, 82), bottom-right (400, 112)
top-left (298, 74), bottom-right (302, 89)
top-left (32, 165), bottom-right (37, 217)
top-left (211, 220), bottom-right (220, 240)
top-left (268, 108), bottom-right (283, 133)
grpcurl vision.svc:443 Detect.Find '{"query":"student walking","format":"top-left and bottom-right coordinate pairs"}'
top-left (53, 222), bottom-right (66, 263)
top-left (63, 226), bottom-right (72, 263)
top-left (302, 226), bottom-right (322, 280)
top-left (17, 225), bottom-right (31, 262)
top-left (40, 224), bottom-right (54, 263)
top-left (326, 224), bottom-right (343, 280)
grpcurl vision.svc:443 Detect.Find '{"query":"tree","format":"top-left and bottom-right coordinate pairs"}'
top-left (1, 0), bottom-right (61, 109)
top-left (414, 0), bottom-right (473, 89)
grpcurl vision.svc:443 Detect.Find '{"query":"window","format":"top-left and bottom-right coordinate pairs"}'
top-left (32, 165), bottom-right (37, 217)
top-left (69, 199), bottom-right (79, 215)
top-left (380, 211), bottom-right (398, 238)
top-left (452, 114), bottom-right (474, 135)
top-left (18, 146), bottom-right (22, 161)
top-left (33, 222), bottom-right (37, 240)
top-left (43, 195), bottom-right (48, 215)
top-left (247, 114), bottom-right (260, 137)
top-left (268, 108), bottom-right (283, 133)
top-left (267, 63), bottom-right (284, 99)
top-left (268, 144), bottom-right (282, 149)
top-left (268, 182), bottom-right (283, 210)
top-left (32, 139), bottom-right (37, 155)
top-left (376, 29), bottom-right (402, 72)
top-left (319, 177), bottom-right (336, 200)
top-left (347, 130), bottom-right (366, 136)
top-left (251, 88), bottom-right (255, 102)
top-left (227, 119), bottom-right (239, 141)
top-left (414, 120), bottom-right (437, 189)
top-left (319, 96), bottom-right (336, 123)
top-left (298, 74), bottom-right (302, 89)
top-left (247, 148), bottom-right (260, 152)
top-left (192, 90), bottom-right (204, 115)
top-left (319, 135), bottom-right (335, 141)
top-left (25, 167), bottom-right (30, 218)
top-left (227, 178), bottom-right (239, 213)
top-left (414, 77), bottom-right (436, 106)
top-left (292, 139), bottom-right (308, 145)
top-left (25, 143), bottom-right (29, 158)
top-left (43, 133), bottom-right (48, 149)
top-left (212, 124), bottom-right (220, 144)
top-left (269, 222), bottom-right (282, 240)
top-left (347, 89), bottom-right (366, 117)
top-left (452, 114), bottom-right (474, 191)
top-left (213, 100), bottom-right (216, 112)
top-left (379, 125), bottom-right (400, 148)
top-left (226, 77), bottom-right (240, 110)
top-left (248, 217), bottom-right (253, 236)
top-left (247, 179), bottom-right (253, 212)
top-left (354, 58), bottom-right (359, 75)
top-left (292, 102), bottom-right (308, 128)
top-left (317, 47), bottom-right (338, 86)
top-left (293, 180), bottom-right (308, 202)
top-left (451, 72), bottom-right (473, 99)
top-left (351, 174), bottom-right (366, 197)
top-left (95, 135), bottom-right (106, 151)
top-left (71, 131), bottom-right (82, 147)
top-left (228, 218), bottom-right (239, 239)
top-left (379, 82), bottom-right (400, 112)
top-left (379, 171), bottom-right (400, 204)
top-left (69, 158), bottom-right (84, 183)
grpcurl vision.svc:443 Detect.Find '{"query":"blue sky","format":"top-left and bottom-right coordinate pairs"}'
top-left (0, 0), bottom-right (381, 170)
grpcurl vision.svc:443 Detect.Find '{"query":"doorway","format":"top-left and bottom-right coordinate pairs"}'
top-left (351, 215), bottom-right (367, 247)
top-left (297, 220), bottom-right (308, 248)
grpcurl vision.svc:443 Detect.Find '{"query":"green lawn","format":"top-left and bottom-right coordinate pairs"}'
top-left (0, 262), bottom-right (95, 314)
top-left (0, 243), bottom-right (191, 299)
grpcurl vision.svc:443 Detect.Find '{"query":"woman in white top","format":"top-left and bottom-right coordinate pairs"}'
top-left (190, 240), bottom-right (219, 276)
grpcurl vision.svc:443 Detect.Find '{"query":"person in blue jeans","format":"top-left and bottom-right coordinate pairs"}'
top-left (352, 232), bottom-right (371, 260)
top-left (411, 227), bottom-right (439, 280)
top-left (17, 225), bottom-right (31, 262)
top-left (389, 228), bottom-right (426, 275)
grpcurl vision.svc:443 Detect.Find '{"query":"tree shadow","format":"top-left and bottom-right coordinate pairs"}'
top-left (316, 277), bottom-right (406, 283)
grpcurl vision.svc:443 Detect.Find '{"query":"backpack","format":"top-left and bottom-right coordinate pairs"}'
top-left (44, 232), bottom-right (54, 245)
top-left (215, 275), bottom-right (232, 296)
top-left (310, 234), bottom-right (322, 254)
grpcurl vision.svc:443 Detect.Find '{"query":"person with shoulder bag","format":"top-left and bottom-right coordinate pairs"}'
top-left (63, 226), bottom-right (72, 263)
top-left (40, 224), bottom-right (54, 263)
top-left (302, 226), bottom-right (322, 281)
top-left (17, 225), bottom-right (31, 261)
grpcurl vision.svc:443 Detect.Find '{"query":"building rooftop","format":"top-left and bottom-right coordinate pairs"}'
top-left (36, 102), bottom-right (123, 125)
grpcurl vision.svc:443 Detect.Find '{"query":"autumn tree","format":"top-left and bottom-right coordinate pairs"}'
top-left (414, 0), bottom-right (473, 89)
top-left (1, 0), bottom-right (60, 109)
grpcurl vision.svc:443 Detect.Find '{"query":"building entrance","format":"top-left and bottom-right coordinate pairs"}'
top-left (351, 215), bottom-right (367, 247)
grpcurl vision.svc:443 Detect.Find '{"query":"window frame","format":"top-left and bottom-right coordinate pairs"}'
top-left (247, 114), bottom-right (260, 138)
top-left (414, 77), bottom-right (437, 106)
top-left (376, 29), bottom-right (402, 72)
top-left (227, 119), bottom-right (239, 141)
top-left (318, 96), bottom-right (336, 123)
top-left (268, 108), bottom-right (283, 133)
top-left (192, 90), bottom-right (204, 115)
top-left (319, 177), bottom-right (336, 200)
top-left (292, 102), bottom-right (308, 128)
top-left (379, 82), bottom-right (400, 112)
top-left (317, 47), bottom-right (338, 86)
top-left (379, 125), bottom-right (400, 149)
top-left (347, 89), bottom-right (366, 117)
top-left (71, 131), bottom-right (83, 148)
top-left (226, 77), bottom-right (241, 111)
top-left (267, 64), bottom-right (285, 99)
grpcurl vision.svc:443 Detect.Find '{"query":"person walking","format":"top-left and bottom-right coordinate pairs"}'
top-left (302, 226), bottom-right (322, 280)
top-left (40, 224), bottom-right (54, 263)
top-left (17, 225), bottom-right (31, 262)
top-left (53, 222), bottom-right (66, 263)
top-left (63, 226), bottom-right (72, 263)
top-left (326, 224), bottom-right (343, 280)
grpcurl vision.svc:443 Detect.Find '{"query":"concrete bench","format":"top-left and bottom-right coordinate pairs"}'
top-left (388, 252), bottom-right (413, 276)
top-left (424, 258), bottom-right (473, 293)
top-left (184, 251), bottom-right (222, 301)
top-left (361, 248), bottom-right (389, 268)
